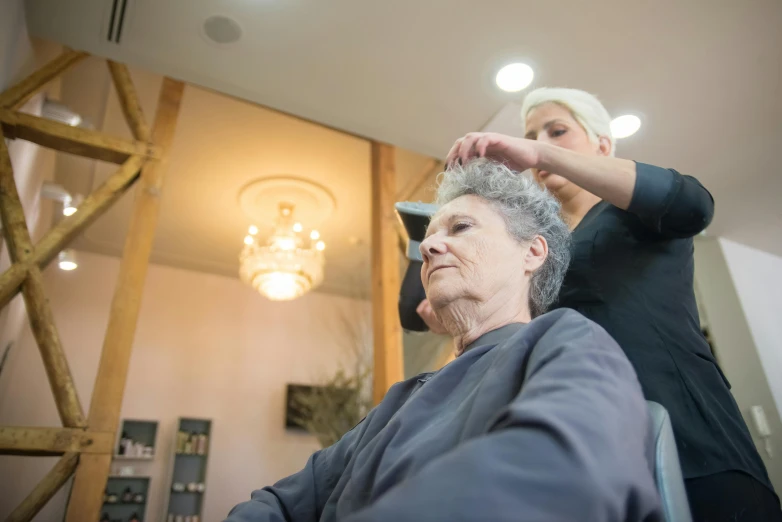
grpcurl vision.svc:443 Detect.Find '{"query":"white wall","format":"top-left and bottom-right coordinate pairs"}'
top-left (694, 237), bottom-right (782, 491)
top-left (720, 238), bottom-right (782, 418)
top-left (0, 251), bottom-right (370, 521)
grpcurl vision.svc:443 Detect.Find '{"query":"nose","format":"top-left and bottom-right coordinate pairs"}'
top-left (419, 234), bottom-right (446, 262)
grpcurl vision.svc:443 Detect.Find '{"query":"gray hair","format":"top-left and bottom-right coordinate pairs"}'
top-left (434, 159), bottom-right (571, 317)
top-left (521, 87), bottom-right (616, 156)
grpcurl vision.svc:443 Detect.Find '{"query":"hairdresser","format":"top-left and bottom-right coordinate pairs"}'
top-left (417, 87), bottom-right (780, 521)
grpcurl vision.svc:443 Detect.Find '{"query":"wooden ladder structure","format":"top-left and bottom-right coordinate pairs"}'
top-left (0, 44), bottom-right (434, 522)
top-left (0, 49), bottom-right (184, 522)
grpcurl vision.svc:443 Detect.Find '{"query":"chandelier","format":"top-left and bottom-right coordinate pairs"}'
top-left (239, 202), bottom-right (326, 301)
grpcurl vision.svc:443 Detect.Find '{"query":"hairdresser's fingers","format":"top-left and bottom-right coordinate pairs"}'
top-left (458, 133), bottom-right (481, 165)
top-left (475, 134), bottom-right (495, 158)
top-left (445, 139), bottom-right (463, 168)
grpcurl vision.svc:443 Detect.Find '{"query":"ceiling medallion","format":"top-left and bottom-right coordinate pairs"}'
top-left (237, 177), bottom-right (335, 301)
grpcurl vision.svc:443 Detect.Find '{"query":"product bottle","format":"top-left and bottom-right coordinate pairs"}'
top-left (121, 487), bottom-right (133, 503)
top-left (129, 512), bottom-right (140, 522)
top-left (118, 432), bottom-right (129, 455)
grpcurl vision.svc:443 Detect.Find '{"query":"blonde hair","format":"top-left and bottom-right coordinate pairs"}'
top-left (521, 87), bottom-right (616, 156)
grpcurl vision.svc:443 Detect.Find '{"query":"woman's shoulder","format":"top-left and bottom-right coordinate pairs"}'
top-left (529, 309), bottom-right (623, 353)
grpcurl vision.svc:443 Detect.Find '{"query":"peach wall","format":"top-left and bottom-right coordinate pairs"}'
top-left (0, 250), bottom-right (370, 521)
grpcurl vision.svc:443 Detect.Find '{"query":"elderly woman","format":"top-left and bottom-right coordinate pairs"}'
top-left (226, 159), bottom-right (661, 522)
top-left (420, 88), bottom-right (779, 521)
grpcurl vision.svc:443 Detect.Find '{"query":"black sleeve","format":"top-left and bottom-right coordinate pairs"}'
top-left (627, 162), bottom-right (714, 238)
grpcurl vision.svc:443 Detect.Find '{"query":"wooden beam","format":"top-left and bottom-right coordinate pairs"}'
top-left (7, 452), bottom-right (79, 522)
top-left (0, 109), bottom-right (159, 164)
top-left (0, 49), bottom-right (88, 110)
top-left (65, 78), bottom-right (185, 522)
top-left (107, 61), bottom-right (151, 142)
top-left (0, 427), bottom-right (114, 456)
top-left (0, 263), bottom-right (26, 312)
top-left (397, 158), bottom-right (442, 202)
top-left (370, 141), bottom-right (404, 405)
top-left (0, 155), bottom-right (145, 311)
top-left (0, 138), bottom-right (86, 428)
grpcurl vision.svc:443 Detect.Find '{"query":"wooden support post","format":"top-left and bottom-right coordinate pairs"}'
top-left (0, 138), bottom-right (86, 428)
top-left (0, 427), bottom-right (114, 456)
top-left (397, 158), bottom-right (441, 202)
top-left (0, 109), bottom-right (159, 164)
top-left (0, 49), bottom-right (87, 110)
top-left (65, 78), bottom-right (185, 522)
top-left (0, 155), bottom-right (145, 310)
top-left (7, 452), bottom-right (80, 522)
top-left (370, 141), bottom-right (404, 405)
top-left (0, 264), bottom-right (26, 313)
top-left (107, 61), bottom-right (151, 142)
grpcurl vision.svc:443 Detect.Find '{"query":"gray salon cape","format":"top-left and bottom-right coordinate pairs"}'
top-left (226, 309), bottom-right (662, 522)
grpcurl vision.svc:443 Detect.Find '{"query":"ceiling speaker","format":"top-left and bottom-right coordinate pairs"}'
top-left (203, 15), bottom-right (242, 45)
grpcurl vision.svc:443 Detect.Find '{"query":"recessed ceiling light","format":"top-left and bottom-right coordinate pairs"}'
top-left (495, 63), bottom-right (534, 93)
top-left (610, 115), bottom-right (641, 139)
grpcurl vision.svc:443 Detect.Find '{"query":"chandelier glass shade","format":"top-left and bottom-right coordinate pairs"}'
top-left (239, 203), bottom-right (325, 301)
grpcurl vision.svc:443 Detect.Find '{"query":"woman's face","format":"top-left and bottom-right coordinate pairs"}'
top-left (524, 102), bottom-right (608, 197)
top-left (419, 195), bottom-right (534, 312)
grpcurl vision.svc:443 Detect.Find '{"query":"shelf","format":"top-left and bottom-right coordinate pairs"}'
top-left (103, 502), bottom-right (146, 506)
top-left (171, 490), bottom-right (204, 494)
top-left (114, 454), bottom-right (154, 460)
top-left (108, 475), bottom-right (151, 480)
top-left (175, 453), bottom-right (207, 457)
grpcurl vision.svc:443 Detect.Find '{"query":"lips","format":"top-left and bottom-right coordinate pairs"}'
top-left (428, 265), bottom-right (453, 280)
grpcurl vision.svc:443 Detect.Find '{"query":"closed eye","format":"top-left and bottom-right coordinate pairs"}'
top-left (452, 222), bottom-right (471, 233)
top-left (551, 128), bottom-right (567, 138)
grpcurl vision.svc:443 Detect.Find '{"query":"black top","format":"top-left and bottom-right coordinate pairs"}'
top-left (555, 162), bottom-right (773, 492)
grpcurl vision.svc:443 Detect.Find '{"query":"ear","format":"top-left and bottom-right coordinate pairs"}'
top-left (597, 136), bottom-right (612, 157)
top-left (524, 235), bottom-right (548, 274)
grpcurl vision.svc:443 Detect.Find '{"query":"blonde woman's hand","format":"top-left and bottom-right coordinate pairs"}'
top-left (446, 132), bottom-right (542, 172)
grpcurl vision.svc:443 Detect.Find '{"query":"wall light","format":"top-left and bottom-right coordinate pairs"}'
top-left (58, 249), bottom-right (78, 271)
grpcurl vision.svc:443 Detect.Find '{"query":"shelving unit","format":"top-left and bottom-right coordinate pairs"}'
top-left (101, 476), bottom-right (150, 522)
top-left (164, 417), bottom-right (212, 522)
top-left (116, 419), bottom-right (159, 458)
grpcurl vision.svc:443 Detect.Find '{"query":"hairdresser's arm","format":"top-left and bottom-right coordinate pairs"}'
top-left (447, 133), bottom-right (637, 210)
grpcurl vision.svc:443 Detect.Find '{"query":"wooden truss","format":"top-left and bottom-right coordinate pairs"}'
top-left (0, 49), bottom-right (183, 521)
top-left (0, 45), bottom-right (443, 522)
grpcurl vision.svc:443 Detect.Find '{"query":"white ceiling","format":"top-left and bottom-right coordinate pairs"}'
top-left (25, 0), bottom-right (782, 261)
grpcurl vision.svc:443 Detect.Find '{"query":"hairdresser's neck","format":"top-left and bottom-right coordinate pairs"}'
top-left (559, 189), bottom-right (601, 230)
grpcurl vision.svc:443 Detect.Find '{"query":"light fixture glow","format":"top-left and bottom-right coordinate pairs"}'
top-left (239, 203), bottom-right (326, 301)
top-left (62, 194), bottom-right (82, 216)
top-left (495, 63), bottom-right (534, 93)
top-left (310, 230), bottom-right (320, 240)
top-left (58, 250), bottom-right (78, 271)
top-left (248, 225), bottom-right (259, 235)
top-left (610, 115), bottom-right (642, 139)
top-left (244, 235), bottom-right (254, 245)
